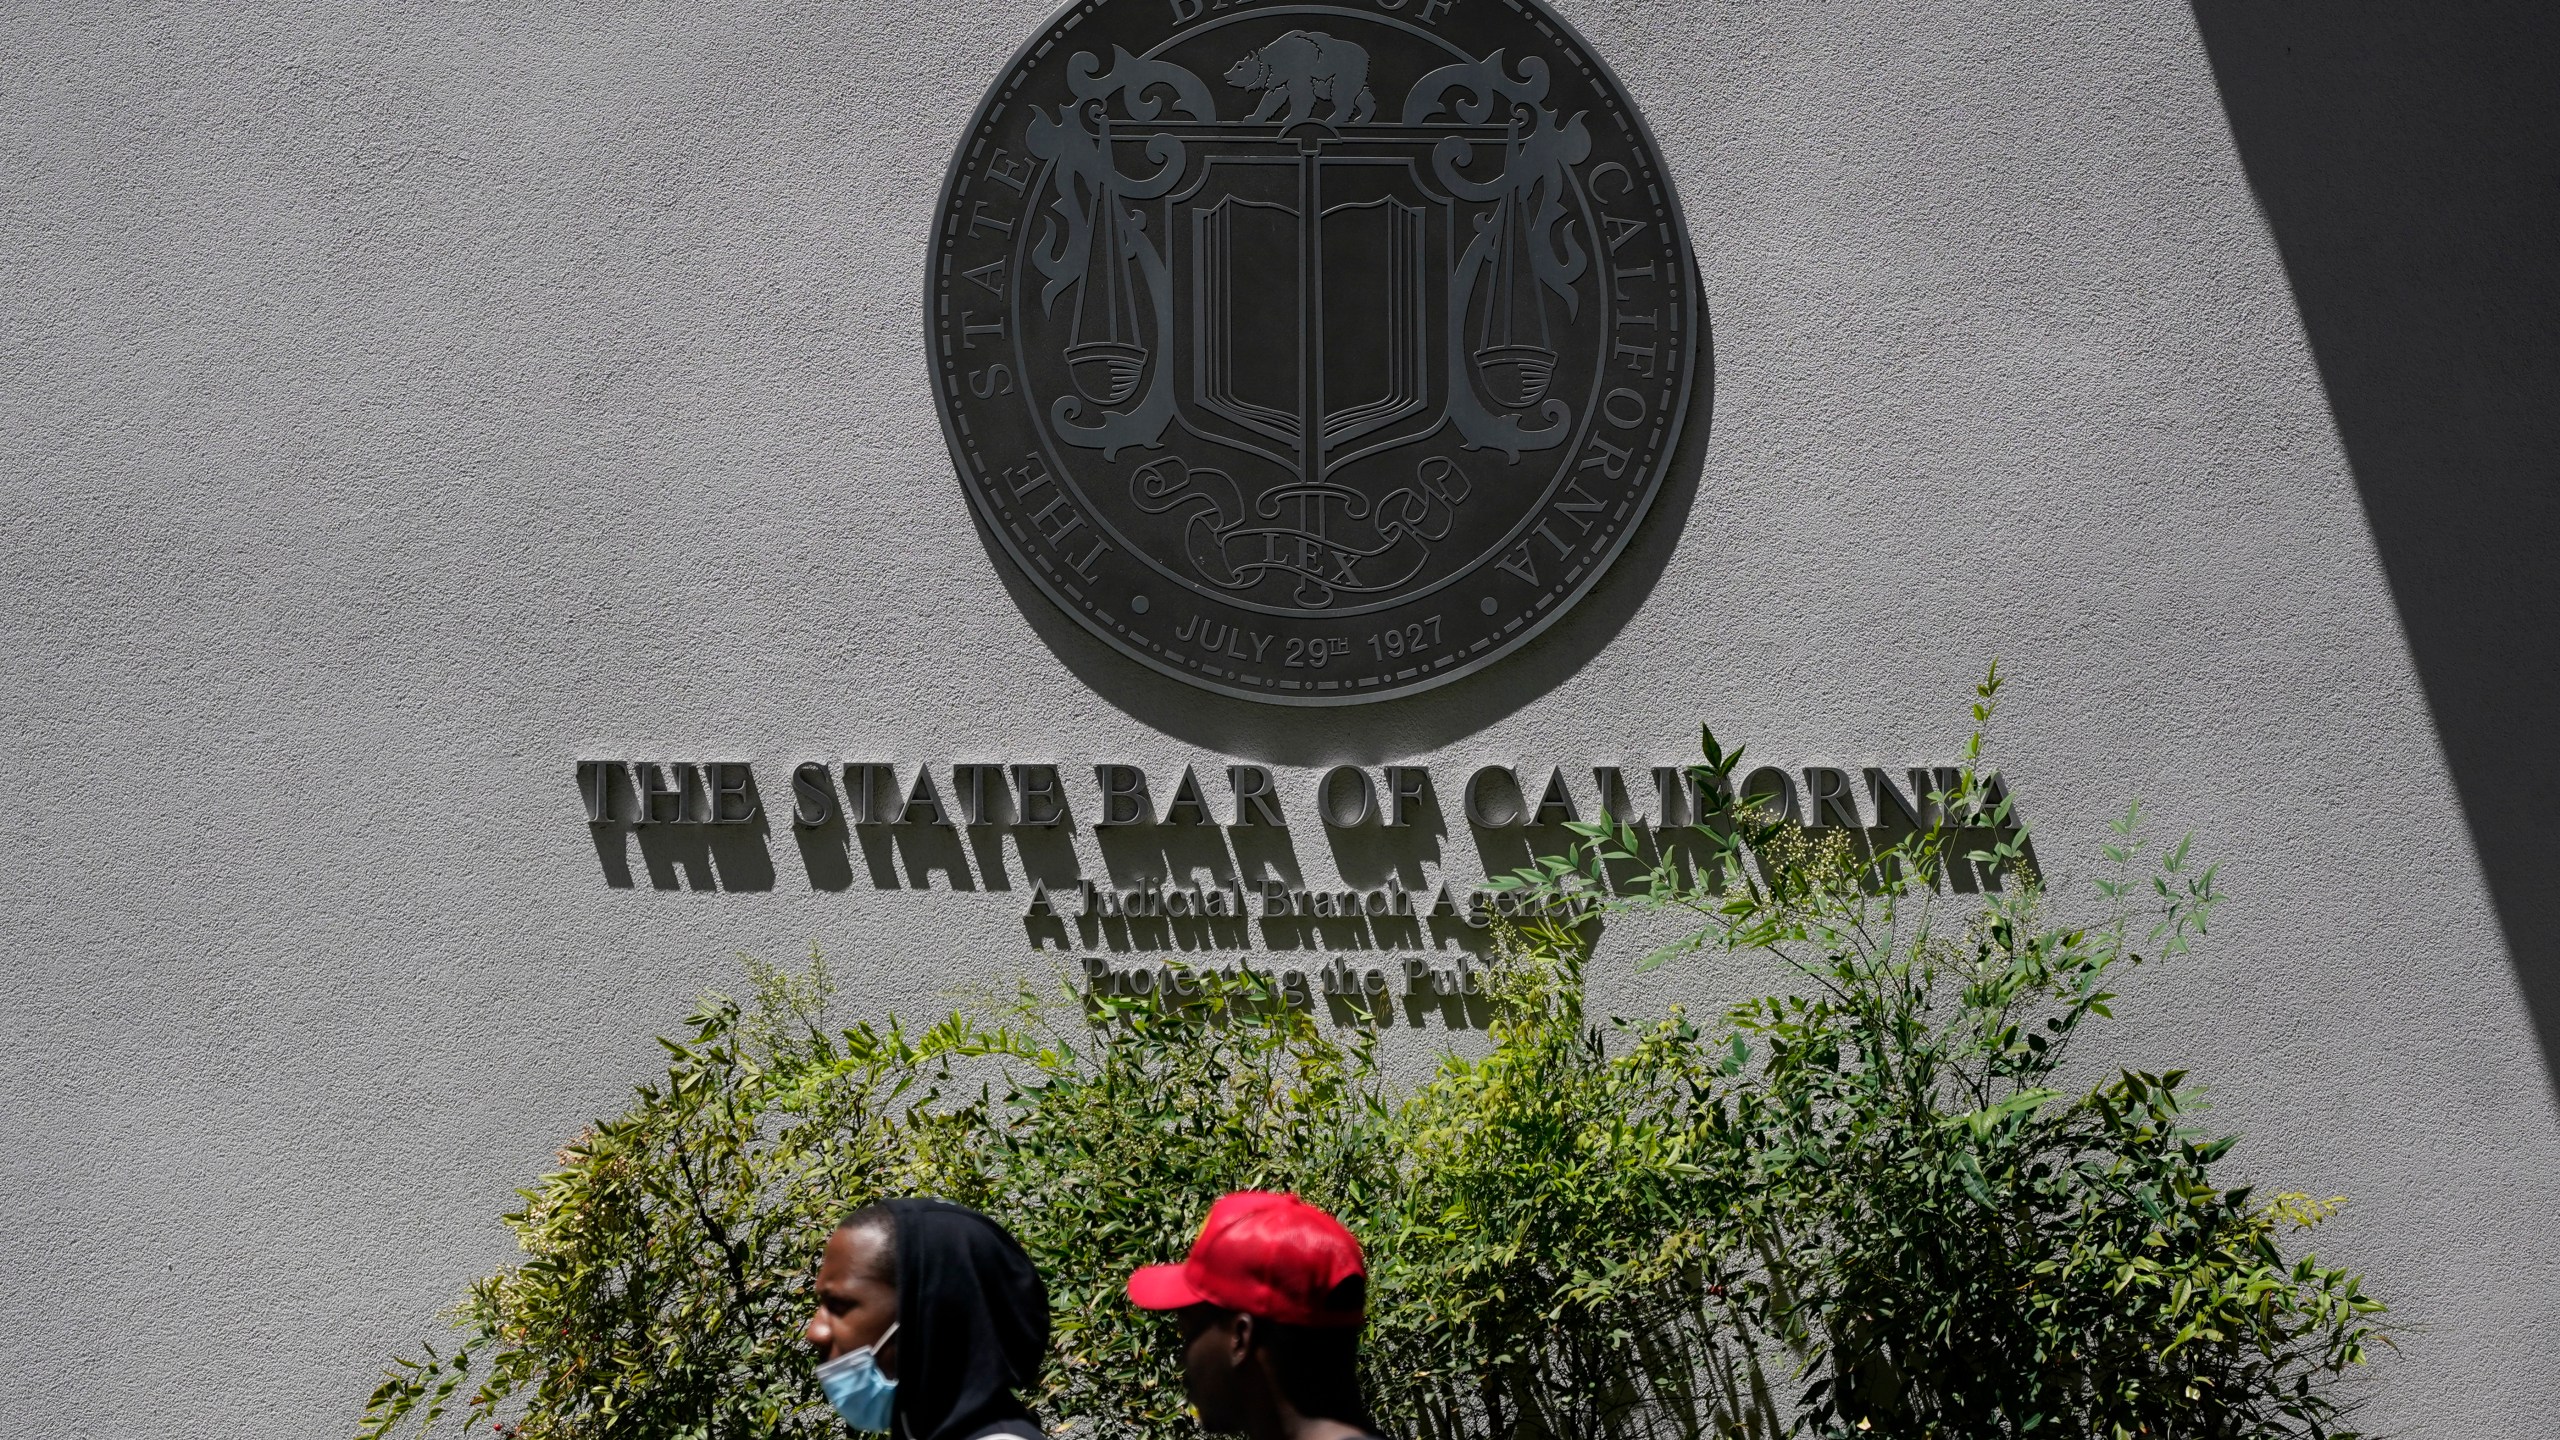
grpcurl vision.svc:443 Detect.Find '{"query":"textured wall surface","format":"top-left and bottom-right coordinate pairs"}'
top-left (3, 2), bottom-right (2553, 1437)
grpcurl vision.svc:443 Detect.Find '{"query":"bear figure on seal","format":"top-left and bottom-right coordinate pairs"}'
top-left (1224, 31), bottom-right (1376, 125)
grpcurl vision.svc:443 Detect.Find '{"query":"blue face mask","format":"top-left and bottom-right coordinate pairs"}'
top-left (817, 1321), bottom-right (899, 1432)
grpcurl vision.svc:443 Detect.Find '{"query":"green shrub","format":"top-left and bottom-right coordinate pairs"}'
top-left (361, 674), bottom-right (2387, 1440)
top-left (1477, 665), bottom-right (2388, 1437)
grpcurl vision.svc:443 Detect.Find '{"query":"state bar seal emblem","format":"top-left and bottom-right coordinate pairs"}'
top-left (927, 0), bottom-right (1697, 704)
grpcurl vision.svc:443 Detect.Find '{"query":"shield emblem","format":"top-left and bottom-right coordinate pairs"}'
top-left (1172, 132), bottom-right (1442, 482)
top-left (1011, 42), bottom-right (1607, 611)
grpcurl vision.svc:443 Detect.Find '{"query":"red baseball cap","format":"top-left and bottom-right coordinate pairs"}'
top-left (1126, 1192), bottom-right (1367, 1327)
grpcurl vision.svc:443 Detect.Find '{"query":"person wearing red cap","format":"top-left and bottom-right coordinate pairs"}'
top-left (1126, 1192), bottom-right (1381, 1440)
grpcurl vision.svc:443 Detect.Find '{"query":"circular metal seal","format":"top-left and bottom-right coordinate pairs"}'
top-left (928, 0), bottom-right (1696, 704)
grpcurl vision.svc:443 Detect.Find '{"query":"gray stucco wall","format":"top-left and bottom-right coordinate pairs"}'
top-left (3, 2), bottom-right (2552, 1437)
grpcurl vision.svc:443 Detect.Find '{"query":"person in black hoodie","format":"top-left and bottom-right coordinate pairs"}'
top-left (806, 1198), bottom-right (1051, 1440)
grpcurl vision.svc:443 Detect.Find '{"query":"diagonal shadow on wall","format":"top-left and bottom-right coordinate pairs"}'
top-left (2188, 2), bottom-right (2560, 1084)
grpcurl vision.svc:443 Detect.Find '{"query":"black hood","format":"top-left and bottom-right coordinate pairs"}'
top-left (884, 1199), bottom-right (1051, 1440)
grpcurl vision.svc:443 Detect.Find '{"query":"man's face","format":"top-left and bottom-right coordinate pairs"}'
top-left (805, 1224), bottom-right (901, 1376)
top-left (1178, 1304), bottom-right (1251, 1431)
